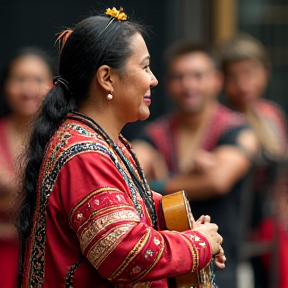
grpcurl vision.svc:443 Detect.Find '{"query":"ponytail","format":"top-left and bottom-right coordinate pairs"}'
top-left (17, 83), bottom-right (75, 237)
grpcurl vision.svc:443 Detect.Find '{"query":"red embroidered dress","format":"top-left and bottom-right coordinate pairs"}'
top-left (20, 113), bottom-right (212, 288)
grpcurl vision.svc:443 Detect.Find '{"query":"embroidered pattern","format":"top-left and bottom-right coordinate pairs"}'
top-left (87, 224), bottom-right (135, 268)
top-left (65, 256), bottom-right (84, 288)
top-left (108, 228), bottom-right (152, 281)
top-left (27, 132), bottom-right (112, 286)
top-left (24, 114), bottom-right (159, 287)
top-left (79, 209), bottom-right (140, 251)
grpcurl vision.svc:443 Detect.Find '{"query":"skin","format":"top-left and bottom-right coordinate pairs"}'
top-left (79, 35), bottom-right (225, 267)
top-left (223, 59), bottom-right (269, 112)
top-left (0, 55), bottom-right (53, 238)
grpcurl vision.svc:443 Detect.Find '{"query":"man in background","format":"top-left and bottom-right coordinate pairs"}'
top-left (132, 42), bottom-right (258, 288)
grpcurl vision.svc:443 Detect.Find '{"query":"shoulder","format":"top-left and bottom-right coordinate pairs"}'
top-left (145, 113), bottom-right (174, 130)
top-left (216, 104), bottom-right (248, 128)
top-left (214, 105), bottom-right (255, 148)
top-left (132, 113), bottom-right (174, 148)
top-left (41, 119), bottom-right (112, 179)
top-left (144, 113), bottom-right (174, 139)
top-left (212, 105), bottom-right (251, 141)
top-left (257, 99), bottom-right (286, 120)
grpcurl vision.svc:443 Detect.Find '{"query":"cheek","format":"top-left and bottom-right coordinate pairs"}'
top-left (224, 81), bottom-right (238, 97)
top-left (167, 81), bottom-right (182, 96)
top-left (254, 75), bottom-right (267, 94)
top-left (4, 84), bottom-right (21, 104)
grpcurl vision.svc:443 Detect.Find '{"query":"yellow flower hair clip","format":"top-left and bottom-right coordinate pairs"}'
top-left (106, 7), bottom-right (127, 21)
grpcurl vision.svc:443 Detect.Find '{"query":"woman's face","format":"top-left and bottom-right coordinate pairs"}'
top-left (4, 55), bottom-right (53, 118)
top-left (112, 33), bottom-right (158, 123)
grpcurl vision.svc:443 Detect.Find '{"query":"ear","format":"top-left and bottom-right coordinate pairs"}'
top-left (96, 65), bottom-right (114, 92)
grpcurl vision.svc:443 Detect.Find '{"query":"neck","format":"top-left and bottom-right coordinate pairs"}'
top-left (78, 106), bottom-right (123, 144)
top-left (177, 101), bottom-right (218, 131)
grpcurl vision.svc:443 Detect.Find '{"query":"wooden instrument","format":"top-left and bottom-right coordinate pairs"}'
top-left (162, 191), bottom-right (215, 288)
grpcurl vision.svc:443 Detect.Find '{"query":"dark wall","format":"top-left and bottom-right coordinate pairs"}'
top-left (0, 0), bottom-right (169, 140)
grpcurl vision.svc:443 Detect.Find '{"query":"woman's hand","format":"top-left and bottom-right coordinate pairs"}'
top-left (214, 246), bottom-right (226, 269)
top-left (193, 215), bottom-right (226, 268)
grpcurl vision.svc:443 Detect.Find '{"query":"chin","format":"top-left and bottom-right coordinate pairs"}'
top-left (136, 107), bottom-right (150, 121)
top-left (138, 112), bottom-right (150, 121)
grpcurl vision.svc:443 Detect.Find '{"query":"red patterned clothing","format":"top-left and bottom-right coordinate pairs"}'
top-left (20, 113), bottom-right (212, 288)
top-left (142, 104), bottom-right (248, 175)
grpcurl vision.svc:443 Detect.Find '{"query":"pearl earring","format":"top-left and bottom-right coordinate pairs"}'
top-left (107, 93), bottom-right (113, 100)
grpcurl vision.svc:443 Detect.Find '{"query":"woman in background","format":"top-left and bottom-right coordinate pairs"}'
top-left (0, 47), bottom-right (53, 288)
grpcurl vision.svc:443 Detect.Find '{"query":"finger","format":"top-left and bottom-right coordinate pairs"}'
top-left (215, 256), bottom-right (226, 269)
top-left (203, 215), bottom-right (211, 223)
top-left (217, 234), bottom-right (223, 245)
top-left (215, 246), bottom-right (224, 257)
top-left (196, 215), bottom-right (205, 224)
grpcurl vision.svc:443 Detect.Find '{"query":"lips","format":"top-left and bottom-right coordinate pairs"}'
top-left (144, 95), bottom-right (151, 105)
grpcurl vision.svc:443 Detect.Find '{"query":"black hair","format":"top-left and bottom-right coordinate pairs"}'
top-left (215, 33), bottom-right (271, 73)
top-left (17, 15), bottom-right (146, 238)
top-left (0, 47), bottom-right (54, 117)
top-left (163, 41), bottom-right (217, 72)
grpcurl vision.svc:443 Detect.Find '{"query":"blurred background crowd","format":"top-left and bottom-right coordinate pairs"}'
top-left (0, 1), bottom-right (287, 288)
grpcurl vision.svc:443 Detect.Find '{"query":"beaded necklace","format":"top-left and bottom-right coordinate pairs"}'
top-left (70, 112), bottom-right (158, 229)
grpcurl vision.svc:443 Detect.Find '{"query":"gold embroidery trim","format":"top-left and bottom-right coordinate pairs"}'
top-left (180, 234), bottom-right (198, 272)
top-left (77, 204), bottom-right (138, 232)
top-left (68, 187), bottom-right (122, 224)
top-left (133, 233), bottom-right (165, 281)
top-left (87, 223), bottom-right (135, 268)
top-left (108, 227), bottom-right (152, 281)
top-left (80, 209), bottom-right (140, 251)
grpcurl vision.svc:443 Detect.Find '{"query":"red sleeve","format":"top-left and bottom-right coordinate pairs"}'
top-left (58, 151), bottom-right (212, 284)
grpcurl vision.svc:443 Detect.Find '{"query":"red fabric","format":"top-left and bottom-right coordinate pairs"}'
top-left (0, 238), bottom-right (18, 288)
top-left (0, 117), bottom-right (19, 288)
top-left (257, 219), bottom-right (288, 288)
top-left (21, 115), bottom-right (212, 288)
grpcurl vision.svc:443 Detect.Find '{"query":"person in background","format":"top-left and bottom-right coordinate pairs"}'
top-left (216, 33), bottom-right (288, 288)
top-left (17, 9), bottom-right (225, 288)
top-left (132, 42), bottom-right (258, 288)
top-left (0, 47), bottom-right (53, 288)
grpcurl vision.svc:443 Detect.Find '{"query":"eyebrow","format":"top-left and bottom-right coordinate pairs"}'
top-left (141, 55), bottom-right (150, 63)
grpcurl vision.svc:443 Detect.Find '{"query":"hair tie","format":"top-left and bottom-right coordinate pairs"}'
top-left (55, 29), bottom-right (73, 52)
top-left (53, 76), bottom-right (71, 93)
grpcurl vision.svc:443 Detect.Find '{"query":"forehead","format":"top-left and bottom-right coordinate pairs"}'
top-left (169, 52), bottom-right (214, 72)
top-left (9, 56), bottom-right (50, 75)
top-left (127, 33), bottom-right (149, 60)
top-left (225, 59), bottom-right (265, 73)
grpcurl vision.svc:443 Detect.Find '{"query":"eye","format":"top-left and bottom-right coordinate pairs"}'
top-left (143, 64), bottom-right (151, 71)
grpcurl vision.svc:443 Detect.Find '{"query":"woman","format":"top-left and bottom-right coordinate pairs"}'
top-left (0, 47), bottom-right (53, 288)
top-left (18, 8), bottom-right (225, 288)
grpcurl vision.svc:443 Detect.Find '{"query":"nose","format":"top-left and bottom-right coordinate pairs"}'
top-left (150, 71), bottom-right (158, 88)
